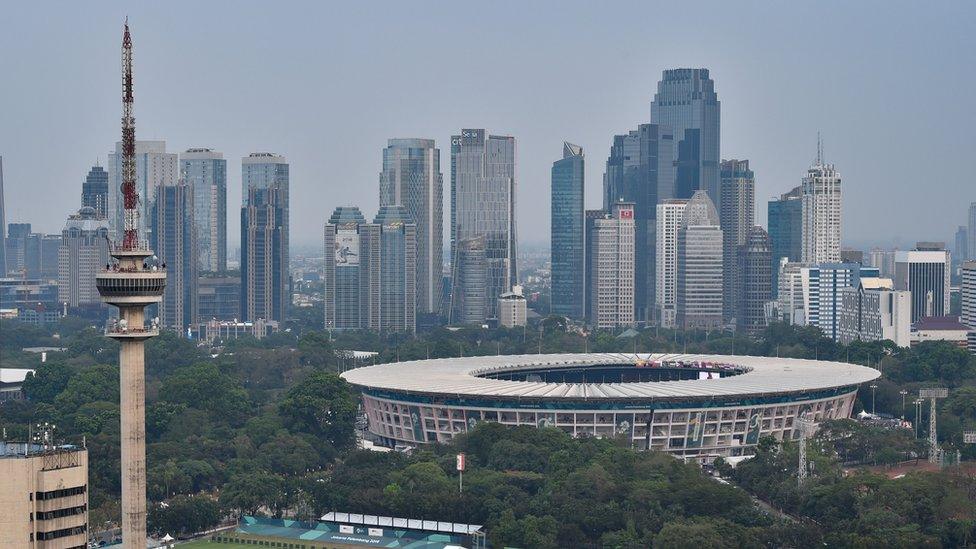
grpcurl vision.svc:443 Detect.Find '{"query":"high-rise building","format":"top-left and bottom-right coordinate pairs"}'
top-left (775, 260), bottom-right (810, 325)
top-left (767, 185), bottom-right (803, 295)
top-left (242, 153), bottom-right (289, 321)
top-left (800, 144), bottom-right (842, 264)
top-left (0, 156), bottom-right (5, 276)
top-left (650, 68), bottom-right (720, 204)
top-left (59, 207), bottom-right (110, 308)
top-left (720, 159), bottom-right (755, 322)
top-left (452, 235), bottom-right (488, 325)
top-left (738, 226), bottom-right (771, 334)
top-left (676, 190), bottom-right (723, 328)
top-left (0, 441), bottom-right (89, 548)
top-left (22, 233), bottom-right (61, 280)
top-left (181, 149), bottom-right (227, 273)
top-left (838, 277), bottom-right (911, 347)
top-left (800, 263), bottom-right (879, 341)
top-left (961, 260), bottom-right (976, 353)
top-left (587, 202), bottom-right (635, 329)
top-left (551, 142), bottom-right (585, 320)
top-left (324, 206), bottom-right (368, 330)
top-left (369, 205), bottom-right (417, 333)
top-left (866, 248), bottom-right (897, 278)
top-left (82, 165), bottom-right (110, 218)
top-left (895, 244), bottom-right (951, 323)
top-left (107, 140), bottom-right (178, 240)
top-left (241, 186), bottom-right (285, 322)
top-left (449, 129), bottom-right (517, 323)
top-left (968, 202), bottom-right (976, 261)
top-left (324, 206), bottom-right (417, 333)
top-left (604, 124), bottom-right (674, 322)
top-left (379, 139), bottom-right (442, 317)
top-left (5, 222), bottom-right (31, 275)
top-left (197, 274), bottom-right (241, 322)
top-left (151, 182), bottom-right (198, 331)
top-left (953, 226), bottom-right (968, 265)
top-left (655, 199), bottom-right (688, 328)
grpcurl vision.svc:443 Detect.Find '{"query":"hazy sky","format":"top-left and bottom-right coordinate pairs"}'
top-left (1, 1), bottom-right (974, 252)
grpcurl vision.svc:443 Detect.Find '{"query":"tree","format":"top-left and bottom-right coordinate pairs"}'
top-left (22, 362), bottom-right (74, 403)
top-left (278, 371), bottom-right (357, 449)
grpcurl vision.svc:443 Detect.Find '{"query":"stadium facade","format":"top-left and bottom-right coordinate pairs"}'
top-left (341, 353), bottom-right (879, 458)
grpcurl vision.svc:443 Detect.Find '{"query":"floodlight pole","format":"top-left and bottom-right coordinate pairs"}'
top-left (919, 388), bottom-right (948, 464)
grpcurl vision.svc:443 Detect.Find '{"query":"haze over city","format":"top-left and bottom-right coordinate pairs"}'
top-left (1, 1), bottom-right (973, 250)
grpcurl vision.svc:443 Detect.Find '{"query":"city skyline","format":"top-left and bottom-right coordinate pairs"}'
top-left (1, 3), bottom-right (974, 251)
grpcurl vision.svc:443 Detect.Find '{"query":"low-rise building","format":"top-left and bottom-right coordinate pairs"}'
top-left (498, 286), bottom-right (527, 328)
top-left (911, 315), bottom-right (969, 349)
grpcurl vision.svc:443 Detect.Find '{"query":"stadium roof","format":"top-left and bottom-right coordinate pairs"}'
top-left (341, 353), bottom-right (880, 400)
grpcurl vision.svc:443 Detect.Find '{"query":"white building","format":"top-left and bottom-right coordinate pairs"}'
top-left (676, 191), bottom-right (723, 329)
top-left (655, 199), bottom-right (688, 328)
top-left (773, 260), bottom-right (809, 325)
top-left (960, 261), bottom-right (975, 353)
top-left (498, 286), bottom-right (527, 328)
top-left (837, 277), bottom-right (912, 347)
top-left (107, 140), bottom-right (178, 240)
top-left (800, 152), bottom-right (841, 264)
top-left (588, 202), bottom-right (635, 329)
top-left (58, 208), bottom-right (110, 308)
top-left (894, 245), bottom-right (951, 323)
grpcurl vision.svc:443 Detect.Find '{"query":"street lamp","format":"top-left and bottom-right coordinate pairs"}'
top-left (899, 390), bottom-right (908, 420)
top-left (869, 384), bottom-right (878, 415)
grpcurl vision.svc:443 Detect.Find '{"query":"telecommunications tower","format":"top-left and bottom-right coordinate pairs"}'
top-left (95, 20), bottom-right (166, 548)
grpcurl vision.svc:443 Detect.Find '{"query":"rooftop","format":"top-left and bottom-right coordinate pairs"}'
top-left (341, 353), bottom-right (880, 400)
top-left (913, 315), bottom-right (969, 331)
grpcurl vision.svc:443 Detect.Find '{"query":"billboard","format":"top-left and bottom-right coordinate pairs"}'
top-left (334, 228), bottom-right (359, 267)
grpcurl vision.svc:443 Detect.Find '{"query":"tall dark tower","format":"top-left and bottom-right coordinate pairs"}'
top-left (94, 21), bottom-right (165, 548)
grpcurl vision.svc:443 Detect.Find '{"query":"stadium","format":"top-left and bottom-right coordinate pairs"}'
top-left (341, 353), bottom-right (880, 458)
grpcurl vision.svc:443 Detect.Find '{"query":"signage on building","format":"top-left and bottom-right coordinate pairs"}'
top-left (335, 229), bottom-right (359, 267)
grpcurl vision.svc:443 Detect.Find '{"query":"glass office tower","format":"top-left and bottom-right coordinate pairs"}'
top-left (449, 129), bottom-right (516, 323)
top-left (81, 165), bottom-right (109, 218)
top-left (181, 149), bottom-right (227, 273)
top-left (650, 68), bottom-right (721, 205)
top-left (551, 142), bottom-right (585, 320)
top-left (379, 139), bottom-right (442, 317)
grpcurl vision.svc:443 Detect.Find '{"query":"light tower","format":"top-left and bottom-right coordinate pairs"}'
top-left (796, 412), bottom-right (817, 487)
top-left (919, 388), bottom-right (948, 464)
top-left (95, 20), bottom-right (165, 548)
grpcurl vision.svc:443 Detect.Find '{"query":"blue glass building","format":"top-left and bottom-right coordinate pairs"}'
top-left (768, 186), bottom-right (803, 295)
top-left (550, 142), bottom-right (585, 320)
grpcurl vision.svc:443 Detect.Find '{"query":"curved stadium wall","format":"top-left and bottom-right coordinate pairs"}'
top-left (341, 353), bottom-right (880, 458)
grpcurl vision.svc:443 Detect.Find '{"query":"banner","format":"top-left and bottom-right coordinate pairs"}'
top-left (409, 406), bottom-right (426, 442)
top-left (335, 229), bottom-right (359, 266)
top-left (745, 411), bottom-right (763, 444)
top-left (685, 411), bottom-right (705, 448)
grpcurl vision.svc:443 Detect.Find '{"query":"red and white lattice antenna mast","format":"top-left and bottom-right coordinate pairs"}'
top-left (120, 19), bottom-right (139, 250)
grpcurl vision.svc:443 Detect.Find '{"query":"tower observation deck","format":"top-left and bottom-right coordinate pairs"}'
top-left (94, 21), bottom-right (163, 548)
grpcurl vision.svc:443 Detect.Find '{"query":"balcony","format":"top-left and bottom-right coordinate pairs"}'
top-left (96, 269), bottom-right (166, 305)
top-left (105, 324), bottom-right (160, 339)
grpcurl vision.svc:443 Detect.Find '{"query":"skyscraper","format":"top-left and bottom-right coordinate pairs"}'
top-left (676, 190), bottom-right (723, 329)
top-left (82, 165), bottom-right (110, 218)
top-left (954, 226), bottom-right (968, 265)
top-left (768, 185), bottom-right (803, 295)
top-left (241, 186), bottom-right (285, 322)
top-left (151, 182), bottom-right (198, 331)
top-left (551, 142), bottom-right (585, 320)
top-left (379, 139), bottom-right (442, 317)
top-left (0, 156), bottom-right (5, 276)
top-left (181, 148), bottom-right (227, 273)
top-left (449, 129), bottom-right (516, 323)
top-left (801, 143), bottom-right (842, 264)
top-left (738, 226), bottom-right (772, 334)
top-left (720, 159), bottom-right (755, 322)
top-left (325, 206), bottom-right (418, 333)
top-left (961, 261), bottom-right (976, 353)
top-left (895, 244), bottom-right (951, 323)
top-left (603, 124), bottom-right (674, 322)
top-left (655, 199), bottom-right (688, 328)
top-left (242, 153), bottom-right (289, 321)
top-left (107, 140), bottom-right (178, 240)
top-left (324, 206), bottom-right (368, 330)
top-left (587, 202), bottom-right (635, 329)
top-left (968, 202), bottom-right (976, 261)
top-left (59, 207), bottom-right (110, 308)
top-left (369, 205), bottom-right (417, 333)
top-left (650, 68), bottom-right (721, 204)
